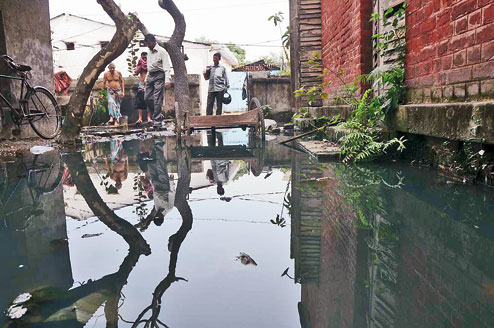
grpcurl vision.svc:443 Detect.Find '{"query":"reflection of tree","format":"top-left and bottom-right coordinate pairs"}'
top-left (65, 152), bottom-right (151, 252)
top-left (133, 146), bottom-right (192, 327)
top-left (5, 153), bottom-right (150, 327)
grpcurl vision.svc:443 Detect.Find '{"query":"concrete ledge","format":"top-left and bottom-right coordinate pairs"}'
top-left (391, 101), bottom-right (494, 145)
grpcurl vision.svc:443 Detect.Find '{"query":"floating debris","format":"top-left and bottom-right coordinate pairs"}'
top-left (29, 146), bottom-right (55, 154)
top-left (7, 305), bottom-right (27, 319)
top-left (13, 293), bottom-right (31, 304)
top-left (81, 233), bottom-right (103, 239)
top-left (236, 252), bottom-right (258, 266)
top-left (6, 293), bottom-right (32, 319)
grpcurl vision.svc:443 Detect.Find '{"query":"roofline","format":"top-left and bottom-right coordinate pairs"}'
top-left (50, 13), bottom-right (115, 27)
top-left (50, 13), bottom-right (213, 46)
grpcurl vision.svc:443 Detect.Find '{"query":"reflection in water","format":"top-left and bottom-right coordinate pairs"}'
top-left (3, 132), bottom-right (494, 327)
top-left (0, 151), bottom-right (71, 325)
top-left (133, 144), bottom-right (193, 327)
top-left (291, 154), bottom-right (494, 328)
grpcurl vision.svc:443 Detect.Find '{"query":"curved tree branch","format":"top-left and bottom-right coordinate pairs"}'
top-left (59, 0), bottom-right (140, 145)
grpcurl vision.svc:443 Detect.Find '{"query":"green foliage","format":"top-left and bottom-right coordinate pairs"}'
top-left (292, 107), bottom-right (309, 120)
top-left (127, 32), bottom-right (141, 75)
top-left (268, 11), bottom-right (290, 71)
top-left (268, 11), bottom-right (284, 26)
top-left (371, 1), bottom-right (407, 63)
top-left (261, 104), bottom-right (273, 118)
top-left (227, 43), bottom-right (246, 65)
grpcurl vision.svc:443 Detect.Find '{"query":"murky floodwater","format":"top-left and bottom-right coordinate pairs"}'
top-left (1, 130), bottom-right (494, 327)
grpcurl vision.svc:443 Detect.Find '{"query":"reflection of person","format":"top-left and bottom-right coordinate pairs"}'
top-left (147, 139), bottom-right (175, 224)
top-left (203, 52), bottom-right (229, 115)
top-left (207, 160), bottom-right (230, 196)
top-left (102, 63), bottom-right (125, 125)
top-left (105, 139), bottom-right (128, 190)
top-left (144, 34), bottom-right (171, 128)
top-left (206, 131), bottom-right (230, 195)
top-left (134, 52), bottom-right (151, 124)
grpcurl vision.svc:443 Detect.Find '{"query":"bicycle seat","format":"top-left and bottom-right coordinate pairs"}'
top-left (15, 64), bottom-right (32, 72)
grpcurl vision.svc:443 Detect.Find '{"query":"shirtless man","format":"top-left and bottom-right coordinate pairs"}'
top-left (102, 63), bottom-right (125, 125)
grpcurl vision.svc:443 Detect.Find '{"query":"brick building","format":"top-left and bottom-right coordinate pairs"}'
top-left (289, 0), bottom-right (494, 148)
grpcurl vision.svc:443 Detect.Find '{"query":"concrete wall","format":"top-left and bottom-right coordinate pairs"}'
top-left (0, 0), bottom-right (54, 139)
top-left (249, 72), bottom-right (292, 114)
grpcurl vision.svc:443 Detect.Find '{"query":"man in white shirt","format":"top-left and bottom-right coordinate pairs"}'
top-left (144, 34), bottom-right (171, 128)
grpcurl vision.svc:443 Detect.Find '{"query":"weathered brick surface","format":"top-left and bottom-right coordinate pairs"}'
top-left (320, 0), bottom-right (372, 101)
top-left (406, 0), bottom-right (494, 102)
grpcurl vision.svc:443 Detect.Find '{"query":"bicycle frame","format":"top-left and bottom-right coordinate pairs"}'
top-left (0, 72), bottom-right (33, 121)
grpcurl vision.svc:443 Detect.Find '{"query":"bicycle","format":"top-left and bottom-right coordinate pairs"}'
top-left (0, 55), bottom-right (62, 139)
top-left (0, 150), bottom-right (64, 230)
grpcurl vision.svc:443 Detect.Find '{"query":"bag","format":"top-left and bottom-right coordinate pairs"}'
top-left (222, 91), bottom-right (232, 104)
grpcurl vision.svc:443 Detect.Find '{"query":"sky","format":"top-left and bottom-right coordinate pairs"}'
top-left (48, 0), bottom-right (290, 62)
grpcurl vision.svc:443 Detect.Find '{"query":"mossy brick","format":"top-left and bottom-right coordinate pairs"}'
top-left (453, 84), bottom-right (466, 99)
top-left (480, 79), bottom-right (494, 97)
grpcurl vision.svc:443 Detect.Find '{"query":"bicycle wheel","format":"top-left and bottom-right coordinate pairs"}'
top-left (25, 86), bottom-right (62, 139)
top-left (28, 152), bottom-right (64, 193)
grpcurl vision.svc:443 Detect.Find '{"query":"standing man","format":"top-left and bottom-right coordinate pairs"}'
top-left (144, 34), bottom-right (171, 128)
top-left (134, 51), bottom-right (151, 124)
top-left (204, 52), bottom-right (229, 115)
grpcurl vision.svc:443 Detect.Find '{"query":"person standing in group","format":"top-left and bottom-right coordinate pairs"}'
top-left (203, 52), bottom-right (229, 115)
top-left (102, 63), bottom-right (125, 125)
top-left (144, 33), bottom-right (171, 128)
top-left (134, 51), bottom-right (152, 124)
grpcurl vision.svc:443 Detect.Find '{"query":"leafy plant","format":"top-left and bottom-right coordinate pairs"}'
top-left (268, 11), bottom-right (290, 71)
top-left (127, 32), bottom-right (141, 75)
top-left (262, 104), bottom-right (273, 118)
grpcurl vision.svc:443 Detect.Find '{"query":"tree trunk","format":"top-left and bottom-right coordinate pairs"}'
top-left (59, 0), bottom-right (139, 145)
top-left (139, 0), bottom-right (191, 139)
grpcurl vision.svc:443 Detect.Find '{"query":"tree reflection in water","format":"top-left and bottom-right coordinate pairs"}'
top-left (4, 152), bottom-right (151, 327)
top-left (132, 143), bottom-right (193, 328)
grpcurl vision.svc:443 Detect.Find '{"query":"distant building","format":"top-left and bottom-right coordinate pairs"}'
top-left (0, 0), bottom-right (54, 139)
top-left (50, 13), bottom-right (238, 110)
top-left (232, 59), bottom-right (280, 72)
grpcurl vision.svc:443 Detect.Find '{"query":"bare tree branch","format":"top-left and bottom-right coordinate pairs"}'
top-left (59, 0), bottom-right (140, 145)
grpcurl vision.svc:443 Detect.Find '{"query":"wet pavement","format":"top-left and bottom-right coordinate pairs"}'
top-left (1, 129), bottom-right (494, 327)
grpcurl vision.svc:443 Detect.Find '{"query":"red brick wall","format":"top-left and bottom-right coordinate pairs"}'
top-left (321, 0), bottom-right (373, 101)
top-left (407, 0), bottom-right (494, 102)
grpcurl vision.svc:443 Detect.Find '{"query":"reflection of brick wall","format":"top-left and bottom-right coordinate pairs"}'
top-left (300, 164), bottom-right (359, 328)
top-left (391, 191), bottom-right (494, 327)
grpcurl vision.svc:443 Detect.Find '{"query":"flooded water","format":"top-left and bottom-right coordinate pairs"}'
top-left (1, 130), bottom-right (494, 327)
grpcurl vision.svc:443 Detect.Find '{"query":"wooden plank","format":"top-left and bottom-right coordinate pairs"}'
top-left (189, 108), bottom-right (259, 129)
